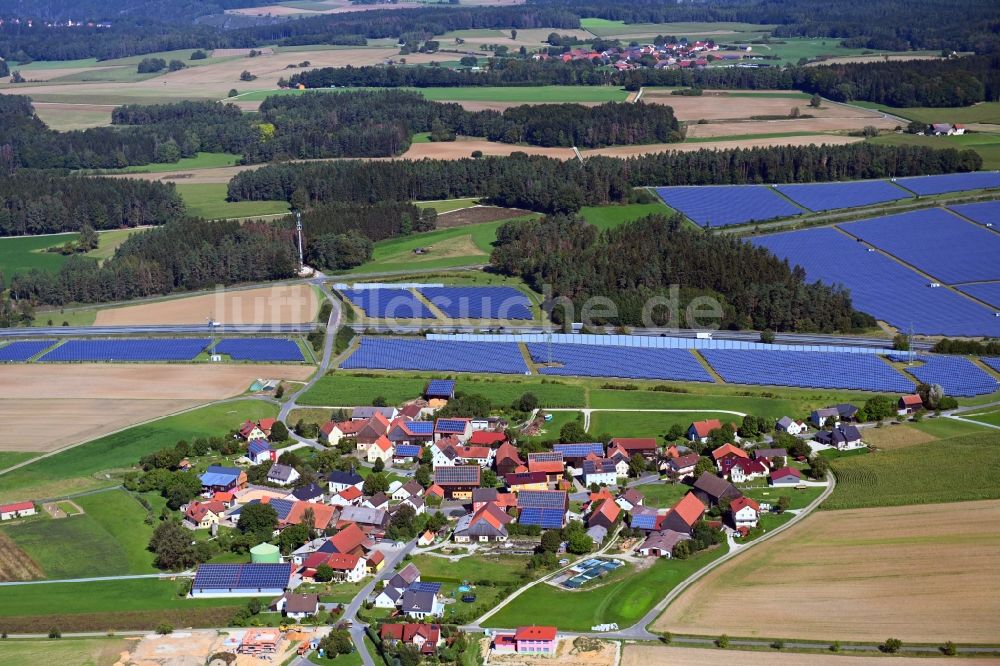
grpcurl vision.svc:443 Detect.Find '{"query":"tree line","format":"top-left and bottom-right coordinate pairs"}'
top-left (227, 143), bottom-right (982, 215)
top-left (489, 212), bottom-right (873, 332)
top-left (289, 54), bottom-right (1000, 108)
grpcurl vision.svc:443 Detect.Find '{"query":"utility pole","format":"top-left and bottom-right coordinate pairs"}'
top-left (295, 210), bottom-right (305, 273)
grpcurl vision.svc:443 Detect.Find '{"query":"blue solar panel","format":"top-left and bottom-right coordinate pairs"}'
top-left (395, 444), bottom-right (422, 457)
top-left (519, 507), bottom-right (564, 528)
top-left (527, 343), bottom-right (714, 382)
top-left (342, 337), bottom-right (528, 374)
top-left (249, 440), bottom-right (271, 455)
top-left (528, 451), bottom-right (564, 462)
top-left (656, 185), bottom-right (804, 227)
top-left (340, 288), bottom-right (435, 319)
top-left (630, 512), bottom-right (657, 530)
top-left (418, 287), bottom-right (533, 320)
top-left (425, 379), bottom-right (456, 396)
top-left (982, 357), bottom-right (1000, 374)
top-left (949, 201), bottom-right (1000, 229)
top-left (433, 466), bottom-right (479, 484)
top-left (0, 340), bottom-right (54, 362)
top-left (773, 180), bottom-right (912, 212)
top-left (215, 338), bottom-right (304, 361)
top-left (553, 443), bottom-right (605, 458)
top-left (701, 349), bottom-right (914, 393)
top-left (408, 582), bottom-right (442, 594)
top-left (232, 498), bottom-right (294, 520)
top-left (193, 563), bottom-right (291, 590)
top-left (39, 338), bottom-right (210, 362)
top-left (517, 490), bottom-right (567, 510)
top-left (839, 209), bottom-right (1000, 284)
top-left (405, 421), bottom-right (434, 435)
top-left (436, 418), bottom-right (469, 432)
top-left (894, 172), bottom-right (1000, 196)
top-left (905, 355), bottom-right (999, 397)
top-left (754, 226), bottom-right (1000, 337)
top-left (958, 283), bottom-right (1000, 309)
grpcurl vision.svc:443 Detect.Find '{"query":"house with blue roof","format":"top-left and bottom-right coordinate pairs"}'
top-left (199, 465), bottom-right (247, 493)
top-left (424, 380), bottom-right (456, 400)
top-left (388, 418), bottom-right (435, 446)
top-left (434, 418), bottom-right (472, 443)
top-left (247, 439), bottom-right (276, 465)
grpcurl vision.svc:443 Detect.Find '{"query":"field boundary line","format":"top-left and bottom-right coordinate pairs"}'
top-left (690, 349), bottom-right (725, 383)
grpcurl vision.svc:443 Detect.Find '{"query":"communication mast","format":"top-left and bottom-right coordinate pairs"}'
top-left (295, 210), bottom-right (305, 272)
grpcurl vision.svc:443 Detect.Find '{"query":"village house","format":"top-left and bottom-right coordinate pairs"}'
top-left (454, 502), bottom-right (512, 542)
top-left (771, 466), bottom-right (803, 486)
top-left (616, 488), bottom-right (645, 512)
top-left (752, 448), bottom-right (787, 465)
top-left (729, 457), bottom-right (769, 483)
top-left (302, 551), bottom-right (367, 582)
top-left (664, 452), bottom-right (700, 479)
top-left (337, 506), bottom-right (389, 536)
top-left (266, 463), bottom-right (300, 487)
top-left (493, 442), bottom-right (524, 477)
top-left (363, 492), bottom-right (389, 511)
top-left (687, 419), bottom-right (723, 444)
top-left (184, 500), bottom-right (225, 530)
top-left (454, 444), bottom-right (494, 468)
top-left (387, 418), bottom-right (435, 446)
top-left (247, 439), bottom-right (276, 465)
top-left (499, 626), bottom-right (558, 655)
top-left (330, 485), bottom-right (363, 508)
top-left (729, 496), bottom-right (760, 529)
top-left (200, 465), bottom-right (247, 493)
top-left (239, 420), bottom-right (268, 442)
top-left (356, 413), bottom-right (392, 453)
top-left (392, 444), bottom-right (424, 465)
top-left (0, 501), bottom-right (36, 521)
top-left (327, 469), bottom-right (364, 494)
top-left (424, 379), bottom-right (456, 401)
top-left (815, 424), bottom-right (864, 451)
top-left (470, 430), bottom-right (507, 447)
top-left (712, 442), bottom-right (750, 477)
top-left (271, 592), bottom-right (320, 620)
top-left (401, 586), bottom-right (444, 619)
top-left (776, 416), bottom-right (806, 435)
top-left (637, 528), bottom-right (690, 558)
top-left (401, 494), bottom-right (426, 515)
top-left (581, 458), bottom-right (618, 487)
top-left (288, 482), bottom-right (324, 503)
top-left (352, 406), bottom-right (398, 421)
top-left (527, 452), bottom-right (565, 481)
top-left (505, 470), bottom-right (547, 492)
top-left (434, 417), bottom-right (473, 443)
top-left (367, 435), bottom-right (394, 464)
top-left (320, 419), bottom-right (364, 446)
top-left (587, 498), bottom-right (620, 531)
top-left (392, 480), bottom-right (424, 502)
top-left (433, 465), bottom-right (481, 500)
top-left (609, 437), bottom-right (659, 461)
top-left (375, 563), bottom-right (421, 608)
top-left (692, 472), bottom-right (743, 507)
top-left (659, 492), bottom-right (706, 536)
top-left (380, 623), bottom-right (441, 656)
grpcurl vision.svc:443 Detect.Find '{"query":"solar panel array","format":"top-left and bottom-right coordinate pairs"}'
top-left (518, 507), bottom-right (565, 528)
top-left (958, 282), bottom-right (1000, 309)
top-left (840, 209), bottom-right (1000, 285)
top-left (436, 418), bottom-right (470, 433)
top-left (408, 581), bottom-right (443, 594)
top-left (433, 465), bottom-right (480, 484)
top-left (404, 421), bottom-right (435, 435)
top-left (553, 443), bottom-right (605, 458)
top-left (394, 444), bottom-right (422, 457)
top-left (418, 286), bottom-right (533, 320)
top-left (655, 185), bottom-right (803, 227)
top-left (894, 171), bottom-right (1000, 196)
top-left (342, 337), bottom-right (528, 374)
top-left (340, 288), bottom-right (435, 319)
top-left (39, 338), bottom-right (211, 362)
top-left (949, 200), bottom-right (1000, 229)
top-left (906, 355), bottom-right (1000, 397)
top-left (701, 349), bottom-right (914, 392)
top-left (425, 379), bottom-right (455, 395)
top-left (528, 451), bottom-right (564, 463)
top-left (527, 343), bottom-right (714, 382)
top-left (193, 563), bottom-right (291, 590)
top-left (232, 498), bottom-right (294, 520)
top-left (517, 490), bottom-right (567, 510)
top-left (774, 180), bottom-right (911, 212)
top-left (753, 227), bottom-right (1000, 337)
top-left (0, 340), bottom-right (54, 362)
top-left (982, 357), bottom-right (1000, 374)
top-left (214, 338), bottom-right (304, 362)
top-left (630, 511), bottom-right (658, 530)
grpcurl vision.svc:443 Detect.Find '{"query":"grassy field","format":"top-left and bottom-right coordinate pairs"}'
top-left (236, 86), bottom-right (629, 104)
top-left (486, 544), bottom-right (728, 631)
top-left (634, 482), bottom-right (688, 508)
top-left (824, 429), bottom-right (1000, 509)
top-left (0, 400), bottom-right (276, 503)
top-left (2, 490), bottom-right (157, 579)
top-left (742, 485), bottom-right (823, 510)
top-left (588, 410), bottom-right (732, 438)
top-left (580, 19), bottom-right (774, 40)
top-left (868, 131), bottom-right (1000, 170)
top-left (415, 197), bottom-right (479, 213)
top-left (0, 452), bottom-right (37, 471)
top-left (579, 202), bottom-right (672, 230)
top-left (0, 228), bottom-right (144, 283)
top-left (856, 101), bottom-right (1000, 125)
top-left (409, 553), bottom-right (530, 584)
top-left (960, 406), bottom-right (1000, 428)
top-left (174, 183), bottom-right (291, 220)
top-left (0, 637), bottom-right (130, 666)
top-left (109, 152), bottom-right (241, 174)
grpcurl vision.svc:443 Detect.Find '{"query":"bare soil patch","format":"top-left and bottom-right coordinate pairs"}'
top-left (622, 645), bottom-right (980, 666)
top-left (482, 636), bottom-right (617, 666)
top-left (0, 531), bottom-right (44, 581)
top-left (0, 364), bottom-right (313, 452)
top-left (94, 284), bottom-right (317, 326)
top-left (654, 500), bottom-right (1000, 643)
top-left (863, 423), bottom-right (938, 450)
top-left (643, 90), bottom-right (887, 121)
top-left (227, 1), bottom-right (423, 16)
top-left (411, 235), bottom-right (482, 262)
top-left (436, 205), bottom-right (533, 228)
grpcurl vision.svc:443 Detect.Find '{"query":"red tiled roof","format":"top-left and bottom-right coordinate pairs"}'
top-left (711, 443), bottom-right (748, 461)
top-left (373, 435), bottom-right (393, 452)
top-left (426, 484), bottom-right (444, 497)
top-left (470, 431), bottom-right (507, 446)
top-left (495, 442), bottom-right (522, 464)
top-left (610, 438), bottom-right (657, 451)
top-left (454, 445), bottom-right (490, 459)
top-left (330, 522), bottom-right (368, 554)
top-left (528, 459), bottom-right (564, 474)
top-left (730, 496), bottom-right (760, 513)
top-left (691, 419), bottom-right (722, 438)
top-left (514, 626), bottom-right (557, 641)
top-left (591, 498), bottom-right (620, 524)
top-left (338, 486), bottom-right (362, 501)
top-left (286, 501), bottom-right (336, 529)
top-left (670, 492), bottom-right (706, 527)
top-left (1, 501), bottom-right (34, 514)
top-left (324, 553), bottom-right (361, 570)
top-left (771, 466), bottom-right (802, 480)
top-left (901, 394), bottom-right (923, 406)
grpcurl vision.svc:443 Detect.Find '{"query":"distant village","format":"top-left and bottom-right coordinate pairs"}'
top-left (532, 39), bottom-right (765, 71)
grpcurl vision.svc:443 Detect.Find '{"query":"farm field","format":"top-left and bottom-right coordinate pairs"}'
top-left (0, 399), bottom-right (278, 503)
top-left (579, 19), bottom-right (775, 41)
top-left (588, 410), bottom-right (733, 438)
top-left (0, 452), bottom-right (36, 470)
top-left (856, 101), bottom-right (1000, 125)
top-left (621, 645), bottom-right (968, 666)
top-left (642, 89), bottom-right (888, 122)
top-left (0, 365), bottom-right (311, 456)
top-left (684, 115), bottom-right (897, 137)
top-left (31, 102), bottom-right (114, 130)
top-left (868, 131), bottom-right (1000, 170)
top-left (398, 138), bottom-right (572, 160)
top-left (0, 637), bottom-right (131, 666)
top-left (485, 543), bottom-right (728, 631)
top-left (654, 500), bottom-right (1000, 643)
top-left (960, 407), bottom-right (1000, 427)
top-left (588, 135), bottom-right (861, 155)
top-left (93, 283), bottom-right (317, 326)
top-left (417, 197), bottom-right (479, 213)
top-left (409, 85), bottom-right (629, 104)
top-left (174, 183), bottom-right (291, 219)
top-left (824, 429), bottom-right (1000, 509)
top-left (109, 151), bottom-right (242, 173)
top-left (579, 202), bottom-right (672, 230)
top-left (436, 27), bottom-right (594, 51)
top-left (0, 228), bottom-right (145, 282)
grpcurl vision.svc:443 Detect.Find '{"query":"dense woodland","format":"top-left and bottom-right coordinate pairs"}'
top-left (228, 143), bottom-right (982, 214)
top-left (291, 55), bottom-right (1000, 108)
top-left (9, 219), bottom-right (298, 305)
top-left (490, 213), bottom-right (873, 332)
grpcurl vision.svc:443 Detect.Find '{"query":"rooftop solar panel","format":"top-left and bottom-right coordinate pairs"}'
top-left (527, 451), bottom-right (564, 462)
top-left (425, 379), bottom-right (456, 395)
top-left (553, 443), bottom-right (605, 458)
top-left (517, 490), bottom-right (567, 510)
top-left (433, 465), bottom-right (480, 484)
top-left (408, 582), bottom-right (443, 594)
top-left (193, 563), bottom-right (291, 590)
top-left (395, 444), bottom-right (422, 457)
top-left (518, 508), bottom-right (565, 528)
top-left (405, 421), bottom-right (435, 435)
top-left (436, 419), bottom-right (469, 432)
top-left (630, 513), bottom-right (658, 529)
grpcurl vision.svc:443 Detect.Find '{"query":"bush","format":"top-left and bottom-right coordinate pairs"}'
top-left (882, 638), bottom-right (903, 653)
top-left (48, 627), bottom-right (61, 639)
top-left (191, 50), bottom-right (208, 60)
top-left (716, 634), bottom-right (729, 649)
top-left (156, 622), bottom-right (173, 634)
top-left (942, 641), bottom-right (958, 656)
top-left (771, 639), bottom-right (784, 650)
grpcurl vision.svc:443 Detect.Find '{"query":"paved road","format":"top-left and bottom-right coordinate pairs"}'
top-left (0, 572), bottom-right (193, 587)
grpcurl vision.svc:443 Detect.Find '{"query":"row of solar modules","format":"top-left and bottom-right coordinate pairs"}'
top-left (339, 286), bottom-right (532, 320)
top-left (340, 336), bottom-right (1000, 396)
top-left (655, 171), bottom-right (1000, 227)
top-left (0, 338), bottom-right (304, 362)
top-left (192, 563), bottom-right (292, 591)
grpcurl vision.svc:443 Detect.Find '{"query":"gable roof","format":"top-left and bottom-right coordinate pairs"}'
top-left (285, 501), bottom-right (335, 529)
top-left (640, 529), bottom-right (689, 554)
top-left (690, 419), bottom-right (722, 437)
top-left (291, 483), bottom-right (324, 501)
top-left (505, 471), bottom-right (547, 486)
top-left (753, 448), bottom-right (787, 459)
top-left (433, 465), bottom-right (480, 486)
top-left (711, 443), bottom-right (748, 461)
top-left (280, 592), bottom-right (320, 614)
top-left (0, 500), bottom-right (33, 514)
top-left (771, 466), bottom-right (802, 480)
top-left (435, 418), bottom-right (471, 434)
top-left (589, 498), bottom-right (620, 525)
top-left (900, 394), bottom-right (923, 406)
top-left (692, 472), bottom-right (741, 501)
top-left (328, 470), bottom-right (364, 486)
top-left (248, 439), bottom-right (272, 456)
top-left (372, 435), bottom-right (393, 452)
top-left (470, 431), bottom-right (507, 446)
top-left (514, 626), bottom-right (557, 641)
top-left (732, 458), bottom-right (768, 475)
top-left (610, 437), bottom-right (658, 451)
top-left (582, 458), bottom-right (617, 475)
top-left (338, 505), bottom-right (387, 526)
top-left (730, 496), bottom-right (760, 513)
top-left (200, 465), bottom-right (240, 486)
top-left (267, 463), bottom-right (297, 482)
top-left (329, 522), bottom-right (370, 554)
top-left (669, 492), bottom-right (706, 527)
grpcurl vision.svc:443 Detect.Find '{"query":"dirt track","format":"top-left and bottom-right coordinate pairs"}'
top-left (94, 284), bottom-right (317, 326)
top-left (0, 364), bottom-right (313, 452)
top-left (622, 646), bottom-right (994, 666)
top-left (654, 500), bottom-right (1000, 643)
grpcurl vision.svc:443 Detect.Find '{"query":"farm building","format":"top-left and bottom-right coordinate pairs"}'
top-left (433, 465), bottom-right (481, 500)
top-left (0, 501), bottom-right (35, 521)
top-left (771, 466), bottom-right (803, 485)
top-left (191, 563), bottom-right (292, 598)
top-left (638, 529), bottom-right (690, 558)
top-left (424, 379), bottom-right (456, 400)
top-left (199, 465), bottom-right (247, 493)
top-left (454, 502), bottom-right (511, 542)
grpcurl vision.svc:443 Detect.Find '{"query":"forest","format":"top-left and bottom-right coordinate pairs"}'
top-left (227, 143), bottom-right (982, 214)
top-left (8, 218), bottom-right (298, 305)
top-left (489, 213), bottom-right (874, 332)
top-left (290, 54), bottom-right (1000, 108)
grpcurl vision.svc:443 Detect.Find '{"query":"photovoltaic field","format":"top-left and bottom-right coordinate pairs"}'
top-left (655, 185), bottom-right (803, 227)
top-left (213, 338), bottom-right (304, 362)
top-left (958, 283), bottom-right (1000, 309)
top-left (339, 288), bottom-right (435, 319)
top-left (894, 171), bottom-right (1000, 196)
top-left (773, 180), bottom-right (911, 212)
top-left (341, 337), bottom-right (528, 374)
top-left (418, 286), bottom-right (532, 320)
top-left (527, 343), bottom-right (714, 382)
top-left (38, 338), bottom-right (211, 362)
top-left (902, 355), bottom-right (1000, 397)
top-left (753, 227), bottom-right (1000, 337)
top-left (949, 200), bottom-right (1000, 228)
top-left (0, 340), bottom-right (55, 362)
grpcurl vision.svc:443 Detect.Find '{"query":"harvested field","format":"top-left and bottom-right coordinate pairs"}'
top-left (31, 102), bottom-right (114, 130)
top-left (93, 284), bottom-right (317, 326)
top-left (13, 66), bottom-right (125, 81)
top-left (654, 500), bottom-right (1000, 643)
top-left (643, 90), bottom-right (889, 121)
top-left (0, 531), bottom-right (44, 582)
top-left (444, 100), bottom-right (601, 112)
top-left (622, 645), bottom-right (984, 666)
top-left (481, 636), bottom-right (617, 666)
top-left (400, 139), bottom-right (573, 160)
top-left (436, 206), bottom-right (533, 228)
top-left (441, 28), bottom-right (595, 50)
top-left (808, 54), bottom-right (944, 66)
top-left (685, 115), bottom-right (898, 137)
top-left (0, 364), bottom-right (313, 452)
top-left (862, 423), bottom-right (938, 450)
top-left (584, 135), bottom-right (861, 157)
top-left (227, 1), bottom-right (423, 15)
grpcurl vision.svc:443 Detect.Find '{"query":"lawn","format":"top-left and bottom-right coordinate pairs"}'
top-left (588, 410), bottom-right (728, 439)
top-left (415, 197), bottom-right (480, 213)
top-left (0, 637), bottom-right (131, 666)
top-left (580, 19), bottom-right (774, 41)
top-left (743, 485), bottom-right (823, 511)
top-left (485, 543), bottom-right (729, 631)
top-left (868, 131), bottom-right (1000, 170)
top-left (2, 489), bottom-right (158, 579)
top-left (587, 386), bottom-right (853, 419)
top-left (109, 152), bottom-right (241, 174)
top-left (634, 482), bottom-right (688, 508)
top-left (0, 452), bottom-right (36, 471)
top-left (528, 411), bottom-right (581, 443)
top-left (823, 430), bottom-right (1000, 510)
top-left (579, 202), bottom-right (672, 231)
top-left (960, 407), bottom-right (1000, 428)
top-left (174, 183), bottom-right (291, 220)
top-left (409, 553), bottom-right (531, 585)
top-left (0, 400), bottom-right (276, 503)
